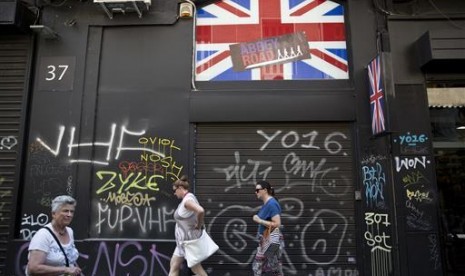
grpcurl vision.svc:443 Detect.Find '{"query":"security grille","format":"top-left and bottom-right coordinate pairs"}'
top-left (0, 35), bottom-right (31, 274)
top-left (195, 122), bottom-right (357, 276)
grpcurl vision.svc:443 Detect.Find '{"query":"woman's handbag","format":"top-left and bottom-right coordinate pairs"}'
top-left (182, 229), bottom-right (219, 268)
top-left (262, 226), bottom-right (281, 258)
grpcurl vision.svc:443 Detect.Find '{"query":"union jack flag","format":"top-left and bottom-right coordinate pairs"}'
top-left (368, 55), bottom-right (386, 135)
top-left (195, 0), bottom-right (349, 81)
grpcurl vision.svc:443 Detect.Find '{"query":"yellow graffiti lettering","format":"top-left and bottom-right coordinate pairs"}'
top-left (168, 162), bottom-right (183, 179)
top-left (160, 156), bottom-right (172, 168)
top-left (141, 153), bottom-right (162, 162)
top-left (117, 172), bottom-right (134, 194)
top-left (147, 175), bottom-right (162, 191)
top-left (406, 189), bottom-right (430, 202)
top-left (138, 137), bottom-right (162, 146)
top-left (96, 171), bottom-right (161, 194)
top-left (138, 136), bottom-right (180, 151)
top-left (96, 171), bottom-right (118, 194)
top-left (160, 138), bottom-right (171, 146)
top-left (122, 172), bottom-right (147, 192)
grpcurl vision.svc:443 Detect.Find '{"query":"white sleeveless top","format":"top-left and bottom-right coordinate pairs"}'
top-left (174, 193), bottom-right (202, 245)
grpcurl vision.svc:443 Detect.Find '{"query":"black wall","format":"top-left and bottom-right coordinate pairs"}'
top-left (387, 4), bottom-right (465, 275)
top-left (5, 0), bottom-right (459, 275)
top-left (7, 2), bottom-right (195, 275)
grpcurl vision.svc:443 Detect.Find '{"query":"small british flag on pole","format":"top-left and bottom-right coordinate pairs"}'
top-left (368, 55), bottom-right (387, 135)
top-left (195, 0), bottom-right (349, 81)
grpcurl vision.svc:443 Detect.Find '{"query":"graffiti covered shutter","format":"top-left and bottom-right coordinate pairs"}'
top-left (0, 35), bottom-right (32, 274)
top-left (195, 123), bottom-right (357, 276)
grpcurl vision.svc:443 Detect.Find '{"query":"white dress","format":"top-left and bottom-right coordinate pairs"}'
top-left (173, 193), bottom-right (202, 256)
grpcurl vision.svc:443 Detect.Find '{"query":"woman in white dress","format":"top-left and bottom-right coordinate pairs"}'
top-left (26, 195), bottom-right (82, 275)
top-left (168, 175), bottom-right (208, 276)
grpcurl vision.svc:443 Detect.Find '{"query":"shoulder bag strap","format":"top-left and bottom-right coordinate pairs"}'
top-left (43, 227), bottom-right (69, 267)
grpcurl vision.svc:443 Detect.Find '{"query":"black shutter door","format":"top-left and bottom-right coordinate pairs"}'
top-left (195, 122), bottom-right (357, 276)
top-left (0, 35), bottom-right (32, 274)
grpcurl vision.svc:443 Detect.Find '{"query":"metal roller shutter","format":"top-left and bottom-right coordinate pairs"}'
top-left (195, 122), bottom-right (357, 276)
top-left (0, 35), bottom-right (31, 274)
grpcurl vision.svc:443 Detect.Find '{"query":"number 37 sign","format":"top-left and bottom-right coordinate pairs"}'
top-left (38, 56), bottom-right (76, 91)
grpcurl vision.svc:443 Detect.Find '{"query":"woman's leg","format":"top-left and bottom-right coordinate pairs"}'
top-left (269, 257), bottom-right (283, 276)
top-left (270, 239), bottom-right (284, 276)
top-left (168, 255), bottom-right (184, 276)
top-left (190, 263), bottom-right (208, 276)
top-left (252, 253), bottom-right (265, 276)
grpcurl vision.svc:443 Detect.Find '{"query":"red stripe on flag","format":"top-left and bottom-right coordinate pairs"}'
top-left (260, 0), bottom-right (281, 18)
top-left (310, 48), bottom-right (348, 72)
top-left (197, 23), bottom-right (345, 43)
top-left (196, 50), bottom-right (231, 74)
top-left (216, 1), bottom-right (250, 17)
top-left (290, 0), bottom-right (326, 16)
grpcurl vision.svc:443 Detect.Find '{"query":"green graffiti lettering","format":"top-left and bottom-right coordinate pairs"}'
top-left (117, 172), bottom-right (134, 194)
top-left (146, 175), bottom-right (161, 191)
top-left (123, 172), bottom-right (146, 192)
top-left (96, 171), bottom-right (117, 194)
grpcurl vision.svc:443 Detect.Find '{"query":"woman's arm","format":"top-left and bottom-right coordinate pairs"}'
top-left (269, 214), bottom-right (281, 228)
top-left (185, 199), bottom-right (205, 229)
top-left (253, 214), bottom-right (281, 229)
top-left (28, 250), bottom-right (80, 275)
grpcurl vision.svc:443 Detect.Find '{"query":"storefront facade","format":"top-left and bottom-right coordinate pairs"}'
top-left (1, 0), bottom-right (464, 275)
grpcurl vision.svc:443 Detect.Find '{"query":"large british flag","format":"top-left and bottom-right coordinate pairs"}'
top-left (368, 55), bottom-right (386, 135)
top-left (195, 0), bottom-right (349, 81)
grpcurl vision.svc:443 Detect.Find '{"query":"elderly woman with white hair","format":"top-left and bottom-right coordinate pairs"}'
top-left (26, 195), bottom-right (82, 276)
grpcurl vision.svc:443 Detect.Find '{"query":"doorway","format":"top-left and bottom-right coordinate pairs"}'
top-left (431, 106), bottom-right (465, 275)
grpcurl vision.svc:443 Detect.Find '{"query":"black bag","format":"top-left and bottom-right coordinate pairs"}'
top-left (262, 226), bottom-right (280, 257)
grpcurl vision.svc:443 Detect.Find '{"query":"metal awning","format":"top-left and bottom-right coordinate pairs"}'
top-left (416, 30), bottom-right (465, 73)
top-left (428, 87), bottom-right (465, 108)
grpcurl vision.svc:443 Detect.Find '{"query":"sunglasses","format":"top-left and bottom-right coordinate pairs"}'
top-left (255, 188), bottom-right (264, 193)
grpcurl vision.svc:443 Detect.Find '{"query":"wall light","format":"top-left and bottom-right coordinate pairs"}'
top-left (179, 2), bottom-right (194, 18)
top-left (30, 25), bottom-right (59, 40)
